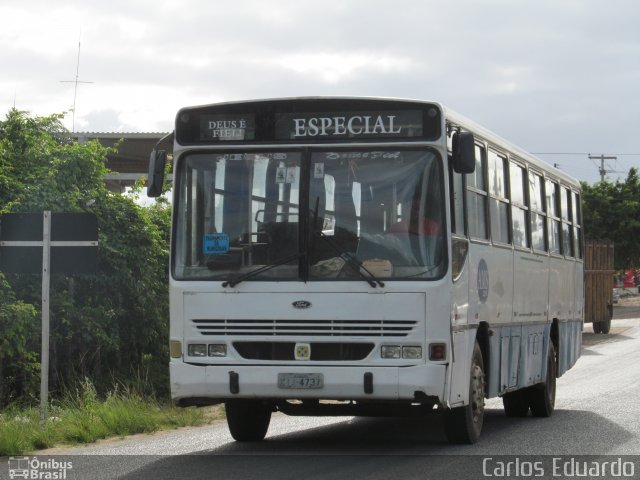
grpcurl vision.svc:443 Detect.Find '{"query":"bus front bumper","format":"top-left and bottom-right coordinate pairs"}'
top-left (170, 361), bottom-right (447, 404)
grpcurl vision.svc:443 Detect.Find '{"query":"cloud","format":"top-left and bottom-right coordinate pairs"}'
top-left (1, 0), bottom-right (639, 183)
top-left (269, 52), bottom-right (417, 84)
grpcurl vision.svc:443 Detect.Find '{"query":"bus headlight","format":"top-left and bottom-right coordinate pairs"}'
top-left (381, 345), bottom-right (401, 359)
top-left (188, 344), bottom-right (207, 357)
top-left (208, 344), bottom-right (227, 357)
top-left (381, 345), bottom-right (424, 359)
top-left (402, 346), bottom-right (422, 359)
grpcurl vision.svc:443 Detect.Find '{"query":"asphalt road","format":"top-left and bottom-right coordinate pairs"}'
top-left (613, 295), bottom-right (640, 321)
top-left (4, 318), bottom-right (640, 480)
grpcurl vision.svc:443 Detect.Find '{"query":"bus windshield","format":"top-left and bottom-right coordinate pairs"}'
top-left (173, 148), bottom-right (445, 281)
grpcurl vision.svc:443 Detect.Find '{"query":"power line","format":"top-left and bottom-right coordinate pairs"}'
top-left (531, 152), bottom-right (638, 181)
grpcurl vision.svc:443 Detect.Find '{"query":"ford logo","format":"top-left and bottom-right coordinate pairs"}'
top-left (292, 300), bottom-right (312, 309)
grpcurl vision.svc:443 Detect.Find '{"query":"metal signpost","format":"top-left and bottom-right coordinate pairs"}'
top-left (0, 211), bottom-right (98, 420)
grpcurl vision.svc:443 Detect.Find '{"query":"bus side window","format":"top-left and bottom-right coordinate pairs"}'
top-left (529, 171), bottom-right (547, 252)
top-left (488, 149), bottom-right (510, 244)
top-left (546, 180), bottom-right (561, 255)
top-left (466, 144), bottom-right (488, 240)
top-left (448, 126), bottom-right (466, 237)
top-left (561, 186), bottom-right (573, 257)
top-left (573, 191), bottom-right (583, 259)
top-left (451, 168), bottom-right (466, 235)
top-left (510, 161), bottom-right (529, 248)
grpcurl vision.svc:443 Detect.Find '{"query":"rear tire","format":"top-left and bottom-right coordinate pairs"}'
top-left (444, 342), bottom-right (485, 444)
top-left (225, 400), bottom-right (272, 441)
top-left (600, 318), bottom-right (611, 334)
top-left (593, 322), bottom-right (602, 334)
top-left (528, 342), bottom-right (556, 417)
top-left (502, 389), bottom-right (529, 417)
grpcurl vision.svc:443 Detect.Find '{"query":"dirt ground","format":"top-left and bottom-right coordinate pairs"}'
top-left (614, 293), bottom-right (640, 319)
top-left (582, 294), bottom-right (639, 342)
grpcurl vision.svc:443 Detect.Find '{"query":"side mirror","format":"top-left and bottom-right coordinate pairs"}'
top-left (452, 131), bottom-right (476, 174)
top-left (147, 150), bottom-right (167, 197)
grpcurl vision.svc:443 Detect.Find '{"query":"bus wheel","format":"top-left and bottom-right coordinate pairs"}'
top-left (600, 318), bottom-right (611, 334)
top-left (444, 342), bottom-right (485, 444)
top-left (529, 342), bottom-right (556, 417)
top-left (225, 400), bottom-right (272, 441)
top-left (502, 390), bottom-right (529, 417)
top-left (593, 322), bottom-right (602, 334)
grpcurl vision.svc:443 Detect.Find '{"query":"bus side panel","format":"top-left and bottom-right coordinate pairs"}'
top-left (498, 326), bottom-right (521, 392)
top-left (487, 330), bottom-right (501, 397)
top-left (448, 329), bottom-right (473, 407)
top-left (549, 255), bottom-right (582, 377)
top-left (549, 256), bottom-right (574, 330)
top-left (448, 253), bottom-right (472, 407)
top-left (511, 250), bottom-right (548, 393)
top-left (513, 251), bottom-right (549, 333)
top-left (558, 319), bottom-right (582, 376)
top-left (518, 323), bottom-right (547, 387)
top-left (466, 242), bottom-right (514, 398)
top-left (576, 260), bottom-right (585, 323)
top-left (484, 324), bottom-right (546, 397)
top-left (574, 259), bottom-right (584, 364)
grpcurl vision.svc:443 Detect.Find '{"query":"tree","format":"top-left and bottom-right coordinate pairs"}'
top-left (0, 109), bottom-right (171, 405)
top-left (581, 168), bottom-right (640, 270)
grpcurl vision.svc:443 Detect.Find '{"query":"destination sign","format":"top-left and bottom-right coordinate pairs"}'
top-left (176, 99), bottom-right (442, 144)
top-left (199, 114), bottom-right (256, 141)
top-left (275, 110), bottom-right (423, 140)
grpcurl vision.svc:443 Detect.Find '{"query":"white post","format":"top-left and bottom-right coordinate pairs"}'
top-left (40, 211), bottom-right (51, 421)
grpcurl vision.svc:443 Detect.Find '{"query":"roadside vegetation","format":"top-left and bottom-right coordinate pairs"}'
top-left (0, 379), bottom-right (213, 456)
top-left (581, 169), bottom-right (640, 269)
top-left (0, 109), bottom-right (182, 454)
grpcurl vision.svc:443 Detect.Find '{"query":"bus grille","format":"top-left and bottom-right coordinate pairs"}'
top-left (233, 342), bottom-right (374, 361)
top-left (192, 319), bottom-right (417, 337)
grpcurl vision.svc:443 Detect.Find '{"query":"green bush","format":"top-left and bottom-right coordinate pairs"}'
top-left (0, 109), bottom-right (172, 407)
top-left (0, 380), bottom-right (209, 456)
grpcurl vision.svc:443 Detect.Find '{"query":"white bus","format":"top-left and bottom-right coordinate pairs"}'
top-left (148, 97), bottom-right (583, 444)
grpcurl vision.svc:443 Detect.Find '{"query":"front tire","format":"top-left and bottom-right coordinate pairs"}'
top-left (225, 400), bottom-right (272, 441)
top-left (528, 342), bottom-right (556, 417)
top-left (444, 342), bottom-right (485, 444)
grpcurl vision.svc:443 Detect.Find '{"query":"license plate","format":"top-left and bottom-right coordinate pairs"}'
top-left (277, 373), bottom-right (323, 389)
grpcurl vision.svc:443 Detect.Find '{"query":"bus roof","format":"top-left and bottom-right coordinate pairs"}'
top-left (176, 96), bottom-right (580, 188)
top-left (444, 106), bottom-right (580, 188)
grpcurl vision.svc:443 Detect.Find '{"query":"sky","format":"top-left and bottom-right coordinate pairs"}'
top-left (1, 0), bottom-right (639, 185)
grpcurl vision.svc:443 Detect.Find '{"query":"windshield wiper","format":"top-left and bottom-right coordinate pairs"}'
top-left (309, 201), bottom-right (384, 288)
top-left (222, 252), bottom-right (302, 288)
top-left (341, 251), bottom-right (385, 288)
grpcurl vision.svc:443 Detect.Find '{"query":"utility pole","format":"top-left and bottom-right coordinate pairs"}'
top-left (588, 154), bottom-right (617, 182)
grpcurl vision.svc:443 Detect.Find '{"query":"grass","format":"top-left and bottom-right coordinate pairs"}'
top-left (0, 380), bottom-right (216, 456)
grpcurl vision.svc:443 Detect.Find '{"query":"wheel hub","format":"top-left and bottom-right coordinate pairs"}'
top-left (471, 364), bottom-right (485, 423)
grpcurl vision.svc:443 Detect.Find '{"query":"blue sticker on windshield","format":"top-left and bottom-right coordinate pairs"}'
top-left (203, 234), bottom-right (229, 254)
